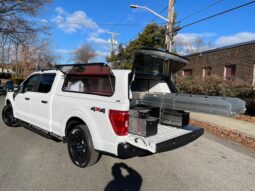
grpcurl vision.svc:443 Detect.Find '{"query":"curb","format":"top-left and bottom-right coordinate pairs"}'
top-left (190, 119), bottom-right (255, 149)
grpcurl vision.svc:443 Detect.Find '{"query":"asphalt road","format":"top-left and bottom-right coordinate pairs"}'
top-left (0, 97), bottom-right (255, 191)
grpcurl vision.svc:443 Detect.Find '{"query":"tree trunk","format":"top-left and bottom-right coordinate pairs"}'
top-left (1, 45), bottom-right (4, 64)
top-left (15, 43), bottom-right (19, 64)
top-left (7, 42), bottom-right (11, 64)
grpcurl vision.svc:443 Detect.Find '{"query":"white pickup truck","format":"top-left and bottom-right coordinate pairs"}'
top-left (2, 48), bottom-right (245, 168)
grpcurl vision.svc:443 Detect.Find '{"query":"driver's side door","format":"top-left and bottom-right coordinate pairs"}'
top-left (14, 74), bottom-right (40, 123)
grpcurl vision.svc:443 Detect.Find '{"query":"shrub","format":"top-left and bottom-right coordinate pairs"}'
top-left (176, 75), bottom-right (253, 97)
top-left (0, 73), bottom-right (12, 79)
top-left (11, 77), bottom-right (24, 85)
top-left (176, 76), bottom-right (255, 113)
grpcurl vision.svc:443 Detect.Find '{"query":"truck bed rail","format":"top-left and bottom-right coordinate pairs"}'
top-left (131, 92), bottom-right (246, 116)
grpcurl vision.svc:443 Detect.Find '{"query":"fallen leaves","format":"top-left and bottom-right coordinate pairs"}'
top-left (190, 119), bottom-right (255, 149)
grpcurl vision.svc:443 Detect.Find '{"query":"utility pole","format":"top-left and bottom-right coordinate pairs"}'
top-left (166, 0), bottom-right (175, 52)
top-left (108, 32), bottom-right (119, 53)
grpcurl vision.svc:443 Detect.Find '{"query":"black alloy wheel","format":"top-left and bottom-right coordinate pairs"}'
top-left (67, 124), bottom-right (99, 168)
top-left (2, 104), bottom-right (18, 127)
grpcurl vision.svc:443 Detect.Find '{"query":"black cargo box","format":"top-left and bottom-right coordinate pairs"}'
top-left (160, 109), bottom-right (189, 127)
top-left (130, 106), bottom-right (160, 118)
top-left (129, 108), bottom-right (151, 118)
top-left (129, 117), bottom-right (159, 137)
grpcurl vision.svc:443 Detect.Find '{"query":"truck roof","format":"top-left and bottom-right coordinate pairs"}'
top-left (33, 68), bottom-right (131, 76)
top-left (33, 70), bottom-right (58, 74)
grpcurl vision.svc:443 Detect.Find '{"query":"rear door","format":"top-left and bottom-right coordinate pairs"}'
top-left (28, 73), bottom-right (56, 132)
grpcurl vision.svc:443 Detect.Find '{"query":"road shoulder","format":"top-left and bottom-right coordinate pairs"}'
top-left (190, 112), bottom-right (255, 149)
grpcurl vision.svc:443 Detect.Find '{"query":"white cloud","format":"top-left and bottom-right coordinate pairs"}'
top-left (52, 7), bottom-right (111, 62)
top-left (174, 32), bottom-right (255, 55)
top-left (55, 7), bottom-right (65, 15)
top-left (88, 50), bottom-right (110, 63)
top-left (174, 33), bottom-right (214, 46)
top-left (96, 50), bottom-right (109, 57)
top-left (39, 19), bottom-right (48, 24)
top-left (87, 36), bottom-right (108, 45)
top-left (52, 7), bottom-right (105, 34)
top-left (174, 33), bottom-right (213, 54)
top-left (56, 49), bottom-right (74, 54)
top-left (215, 32), bottom-right (255, 47)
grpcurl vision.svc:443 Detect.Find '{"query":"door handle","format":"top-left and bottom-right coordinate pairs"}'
top-left (41, 100), bottom-right (48, 104)
top-left (25, 97), bottom-right (30, 100)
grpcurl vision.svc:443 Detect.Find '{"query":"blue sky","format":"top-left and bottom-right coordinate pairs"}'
top-left (39, 0), bottom-right (255, 63)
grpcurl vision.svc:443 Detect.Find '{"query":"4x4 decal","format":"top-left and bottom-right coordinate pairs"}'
top-left (91, 107), bottom-right (105, 113)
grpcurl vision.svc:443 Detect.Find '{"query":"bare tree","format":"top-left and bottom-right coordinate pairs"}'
top-left (0, 0), bottom-right (51, 47)
top-left (173, 36), bottom-right (213, 55)
top-left (20, 38), bottom-right (59, 76)
top-left (73, 44), bottom-right (96, 64)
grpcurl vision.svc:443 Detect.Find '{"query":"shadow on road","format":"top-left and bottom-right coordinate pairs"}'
top-left (104, 162), bottom-right (142, 191)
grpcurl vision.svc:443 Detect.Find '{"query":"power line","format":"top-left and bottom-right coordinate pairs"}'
top-left (117, 0), bottom-right (163, 36)
top-left (177, 0), bottom-right (255, 31)
top-left (49, 21), bottom-right (162, 27)
top-left (127, 5), bottom-right (169, 43)
top-left (97, 23), bottom-right (154, 26)
top-left (127, 0), bottom-right (255, 43)
top-left (178, 0), bottom-right (225, 23)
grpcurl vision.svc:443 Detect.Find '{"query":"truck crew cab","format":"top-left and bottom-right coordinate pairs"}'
top-left (2, 48), bottom-right (245, 168)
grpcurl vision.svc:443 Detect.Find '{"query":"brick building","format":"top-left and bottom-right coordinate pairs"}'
top-left (179, 40), bottom-right (255, 86)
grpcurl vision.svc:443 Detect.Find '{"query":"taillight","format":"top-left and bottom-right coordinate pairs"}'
top-left (109, 110), bottom-right (129, 136)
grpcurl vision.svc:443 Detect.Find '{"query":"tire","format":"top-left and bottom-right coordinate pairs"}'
top-left (2, 104), bottom-right (18, 127)
top-left (67, 124), bottom-right (100, 168)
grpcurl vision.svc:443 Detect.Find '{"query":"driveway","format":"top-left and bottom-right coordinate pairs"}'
top-left (0, 97), bottom-right (254, 191)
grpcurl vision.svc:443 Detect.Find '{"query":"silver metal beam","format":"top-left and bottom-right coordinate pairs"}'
top-left (131, 92), bottom-right (246, 116)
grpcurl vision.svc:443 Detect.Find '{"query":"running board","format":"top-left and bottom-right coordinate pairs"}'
top-left (17, 119), bottom-right (64, 142)
top-left (131, 92), bottom-right (246, 116)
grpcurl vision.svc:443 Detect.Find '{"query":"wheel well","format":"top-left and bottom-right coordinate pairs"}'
top-left (6, 100), bottom-right (11, 105)
top-left (65, 117), bottom-right (86, 137)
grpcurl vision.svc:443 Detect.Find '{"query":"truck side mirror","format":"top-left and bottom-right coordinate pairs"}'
top-left (13, 86), bottom-right (20, 100)
top-left (14, 87), bottom-right (19, 92)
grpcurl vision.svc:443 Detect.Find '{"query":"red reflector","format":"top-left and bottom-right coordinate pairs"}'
top-left (109, 110), bottom-right (129, 136)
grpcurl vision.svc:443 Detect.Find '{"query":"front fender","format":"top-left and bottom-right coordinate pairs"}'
top-left (5, 92), bottom-right (15, 106)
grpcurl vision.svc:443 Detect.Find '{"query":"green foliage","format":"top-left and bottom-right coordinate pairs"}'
top-left (107, 23), bottom-right (167, 69)
top-left (176, 75), bottom-right (254, 97)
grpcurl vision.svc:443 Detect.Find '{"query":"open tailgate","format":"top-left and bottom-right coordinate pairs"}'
top-left (125, 125), bottom-right (204, 153)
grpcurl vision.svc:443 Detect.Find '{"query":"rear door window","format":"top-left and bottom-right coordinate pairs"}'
top-left (37, 74), bottom-right (56, 93)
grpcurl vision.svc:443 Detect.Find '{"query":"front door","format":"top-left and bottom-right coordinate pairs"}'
top-left (14, 74), bottom-right (40, 123)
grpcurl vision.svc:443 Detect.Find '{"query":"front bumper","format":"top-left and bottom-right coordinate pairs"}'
top-left (118, 127), bottom-right (204, 159)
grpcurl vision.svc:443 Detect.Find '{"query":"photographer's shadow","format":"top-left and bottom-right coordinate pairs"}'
top-left (104, 162), bottom-right (143, 191)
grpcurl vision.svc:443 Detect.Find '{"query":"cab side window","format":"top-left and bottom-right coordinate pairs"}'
top-left (19, 75), bottom-right (39, 93)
